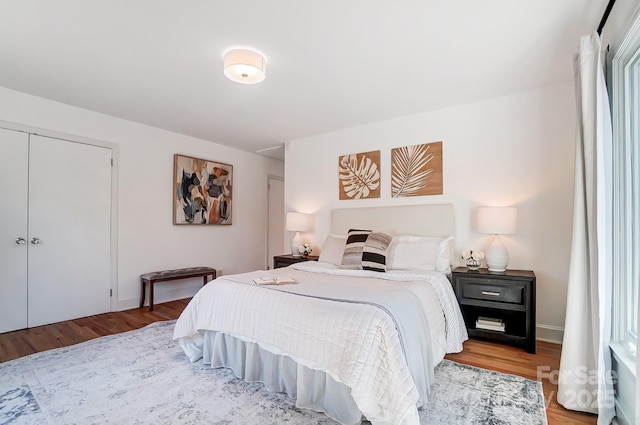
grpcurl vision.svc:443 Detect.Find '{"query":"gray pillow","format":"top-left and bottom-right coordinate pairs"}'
top-left (362, 231), bottom-right (393, 272)
top-left (341, 229), bottom-right (371, 268)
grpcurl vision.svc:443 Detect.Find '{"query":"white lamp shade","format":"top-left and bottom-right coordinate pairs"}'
top-left (223, 49), bottom-right (266, 84)
top-left (286, 212), bottom-right (312, 232)
top-left (477, 207), bottom-right (517, 235)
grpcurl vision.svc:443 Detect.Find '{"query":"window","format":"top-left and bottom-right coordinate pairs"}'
top-left (611, 18), bottom-right (640, 358)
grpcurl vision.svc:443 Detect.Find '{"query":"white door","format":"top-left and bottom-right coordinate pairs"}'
top-left (267, 177), bottom-right (284, 269)
top-left (0, 128), bottom-right (29, 333)
top-left (27, 135), bottom-right (112, 327)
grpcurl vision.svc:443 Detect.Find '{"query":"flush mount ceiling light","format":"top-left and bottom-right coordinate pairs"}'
top-left (223, 49), bottom-right (266, 84)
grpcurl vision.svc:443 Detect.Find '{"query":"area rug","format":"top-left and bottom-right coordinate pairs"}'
top-left (0, 321), bottom-right (547, 425)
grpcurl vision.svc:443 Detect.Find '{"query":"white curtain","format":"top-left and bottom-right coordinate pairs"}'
top-left (558, 33), bottom-right (615, 424)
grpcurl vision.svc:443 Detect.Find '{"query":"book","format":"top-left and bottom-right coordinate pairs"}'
top-left (253, 276), bottom-right (297, 285)
top-left (477, 316), bottom-right (503, 326)
top-left (476, 316), bottom-right (505, 332)
top-left (476, 322), bottom-right (505, 332)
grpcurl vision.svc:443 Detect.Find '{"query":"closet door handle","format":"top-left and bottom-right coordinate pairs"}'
top-left (30, 237), bottom-right (41, 244)
top-left (15, 237), bottom-right (26, 245)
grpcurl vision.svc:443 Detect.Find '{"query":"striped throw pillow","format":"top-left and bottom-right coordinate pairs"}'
top-left (341, 229), bottom-right (371, 268)
top-left (362, 232), bottom-right (393, 272)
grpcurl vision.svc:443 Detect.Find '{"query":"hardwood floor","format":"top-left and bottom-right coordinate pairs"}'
top-left (0, 298), bottom-right (596, 425)
top-left (0, 299), bottom-right (189, 363)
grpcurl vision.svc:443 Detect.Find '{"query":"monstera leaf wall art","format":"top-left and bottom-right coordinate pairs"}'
top-left (338, 150), bottom-right (381, 200)
top-left (173, 154), bottom-right (233, 225)
top-left (391, 141), bottom-right (442, 197)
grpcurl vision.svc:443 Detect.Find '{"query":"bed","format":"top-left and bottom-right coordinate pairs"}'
top-left (173, 204), bottom-right (468, 425)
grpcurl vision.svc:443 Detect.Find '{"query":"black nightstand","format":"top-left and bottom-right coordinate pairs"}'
top-left (451, 267), bottom-right (536, 354)
top-left (273, 254), bottom-right (319, 269)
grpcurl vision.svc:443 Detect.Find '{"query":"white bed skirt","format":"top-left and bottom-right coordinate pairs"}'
top-left (201, 330), bottom-right (364, 425)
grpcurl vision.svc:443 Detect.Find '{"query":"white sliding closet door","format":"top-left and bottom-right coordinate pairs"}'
top-left (27, 135), bottom-right (112, 327)
top-left (0, 128), bottom-right (29, 333)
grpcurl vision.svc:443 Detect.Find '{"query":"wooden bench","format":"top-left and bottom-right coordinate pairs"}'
top-left (139, 267), bottom-right (217, 311)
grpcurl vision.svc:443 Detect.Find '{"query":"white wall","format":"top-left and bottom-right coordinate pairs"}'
top-left (0, 86), bottom-right (284, 310)
top-left (285, 82), bottom-right (576, 342)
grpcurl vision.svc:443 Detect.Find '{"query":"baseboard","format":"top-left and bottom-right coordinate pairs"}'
top-left (536, 324), bottom-right (564, 344)
top-left (116, 280), bottom-right (202, 311)
top-left (117, 298), bottom-right (141, 311)
top-left (116, 291), bottom-right (569, 345)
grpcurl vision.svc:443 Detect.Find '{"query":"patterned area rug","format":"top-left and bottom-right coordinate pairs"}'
top-left (0, 321), bottom-right (547, 425)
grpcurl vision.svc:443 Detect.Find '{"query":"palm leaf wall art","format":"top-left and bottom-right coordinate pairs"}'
top-left (391, 141), bottom-right (443, 197)
top-left (338, 150), bottom-right (381, 200)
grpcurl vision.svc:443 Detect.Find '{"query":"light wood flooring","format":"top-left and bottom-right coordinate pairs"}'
top-left (0, 298), bottom-right (596, 425)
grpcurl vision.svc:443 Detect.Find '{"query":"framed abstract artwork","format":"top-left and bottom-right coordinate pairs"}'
top-left (338, 150), bottom-right (381, 200)
top-left (173, 154), bottom-right (233, 225)
top-left (391, 141), bottom-right (443, 197)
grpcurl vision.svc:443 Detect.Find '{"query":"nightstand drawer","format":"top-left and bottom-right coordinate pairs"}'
top-left (459, 280), bottom-right (524, 304)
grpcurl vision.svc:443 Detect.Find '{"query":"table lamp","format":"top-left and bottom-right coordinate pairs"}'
top-left (286, 212), bottom-right (312, 256)
top-left (477, 207), bottom-right (517, 272)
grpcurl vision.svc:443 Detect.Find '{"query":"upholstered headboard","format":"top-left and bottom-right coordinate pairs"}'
top-left (330, 204), bottom-right (455, 238)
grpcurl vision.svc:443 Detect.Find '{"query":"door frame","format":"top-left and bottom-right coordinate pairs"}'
top-left (265, 174), bottom-right (284, 269)
top-left (0, 120), bottom-right (119, 312)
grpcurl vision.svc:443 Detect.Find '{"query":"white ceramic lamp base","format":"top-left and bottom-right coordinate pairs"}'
top-left (291, 232), bottom-right (303, 257)
top-left (485, 235), bottom-right (509, 272)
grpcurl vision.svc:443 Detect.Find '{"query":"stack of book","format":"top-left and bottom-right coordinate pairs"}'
top-left (475, 316), bottom-right (505, 332)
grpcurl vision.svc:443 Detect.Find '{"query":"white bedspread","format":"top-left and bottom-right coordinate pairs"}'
top-left (173, 264), bottom-right (467, 425)
top-left (290, 262), bottom-right (467, 353)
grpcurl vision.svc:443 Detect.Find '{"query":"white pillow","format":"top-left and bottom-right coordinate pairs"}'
top-left (387, 235), bottom-right (453, 273)
top-left (318, 234), bottom-right (347, 266)
top-left (435, 236), bottom-right (453, 273)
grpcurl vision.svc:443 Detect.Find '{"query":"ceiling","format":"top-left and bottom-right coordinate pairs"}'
top-left (0, 1), bottom-right (607, 160)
